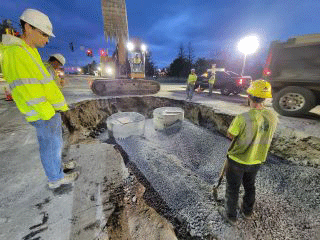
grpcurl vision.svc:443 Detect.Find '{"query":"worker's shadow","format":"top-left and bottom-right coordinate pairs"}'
top-left (51, 184), bottom-right (73, 196)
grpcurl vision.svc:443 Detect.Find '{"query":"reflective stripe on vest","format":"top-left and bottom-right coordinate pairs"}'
top-left (9, 78), bottom-right (52, 90)
top-left (19, 46), bottom-right (51, 78)
top-left (26, 97), bottom-right (46, 106)
top-left (25, 110), bottom-right (37, 117)
top-left (52, 102), bottom-right (66, 108)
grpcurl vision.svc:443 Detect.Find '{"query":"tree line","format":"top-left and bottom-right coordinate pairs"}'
top-left (167, 42), bottom-right (265, 79)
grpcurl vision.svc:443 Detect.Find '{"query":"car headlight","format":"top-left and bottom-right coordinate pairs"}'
top-left (106, 67), bottom-right (113, 74)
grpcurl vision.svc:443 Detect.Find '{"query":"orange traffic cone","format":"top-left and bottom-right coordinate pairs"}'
top-left (195, 86), bottom-right (202, 93)
top-left (4, 87), bottom-right (13, 101)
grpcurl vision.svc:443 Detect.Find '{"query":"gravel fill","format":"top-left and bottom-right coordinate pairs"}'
top-left (113, 119), bottom-right (320, 239)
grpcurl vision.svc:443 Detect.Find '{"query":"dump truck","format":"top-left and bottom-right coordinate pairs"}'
top-left (264, 34), bottom-right (320, 116)
top-left (91, 0), bottom-right (160, 96)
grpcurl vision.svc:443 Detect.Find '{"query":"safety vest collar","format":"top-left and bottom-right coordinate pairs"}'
top-left (1, 34), bottom-right (25, 46)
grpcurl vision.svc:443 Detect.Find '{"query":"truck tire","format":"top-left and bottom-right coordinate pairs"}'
top-left (272, 86), bottom-right (316, 116)
top-left (220, 84), bottom-right (232, 96)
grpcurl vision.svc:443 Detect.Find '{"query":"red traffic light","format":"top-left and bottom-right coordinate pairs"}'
top-left (99, 49), bottom-right (107, 56)
top-left (86, 49), bottom-right (93, 57)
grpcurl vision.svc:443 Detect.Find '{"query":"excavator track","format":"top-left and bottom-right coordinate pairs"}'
top-left (91, 78), bottom-right (161, 96)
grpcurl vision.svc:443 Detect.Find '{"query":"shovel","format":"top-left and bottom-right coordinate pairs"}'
top-left (212, 160), bottom-right (227, 201)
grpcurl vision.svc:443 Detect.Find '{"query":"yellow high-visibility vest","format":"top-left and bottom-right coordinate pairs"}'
top-left (187, 73), bottom-right (197, 84)
top-left (133, 57), bottom-right (142, 64)
top-left (209, 68), bottom-right (216, 84)
top-left (208, 75), bottom-right (216, 84)
top-left (0, 35), bottom-right (68, 122)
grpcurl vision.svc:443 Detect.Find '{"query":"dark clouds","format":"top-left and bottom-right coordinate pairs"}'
top-left (1, 0), bottom-right (319, 67)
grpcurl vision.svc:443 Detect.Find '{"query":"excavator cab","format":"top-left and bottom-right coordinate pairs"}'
top-left (128, 51), bottom-right (145, 79)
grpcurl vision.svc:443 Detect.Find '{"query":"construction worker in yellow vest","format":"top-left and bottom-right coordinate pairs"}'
top-left (0, 9), bottom-right (79, 189)
top-left (186, 68), bottom-right (197, 101)
top-left (133, 53), bottom-right (142, 72)
top-left (44, 53), bottom-right (66, 88)
top-left (218, 80), bottom-right (278, 225)
top-left (208, 64), bottom-right (216, 96)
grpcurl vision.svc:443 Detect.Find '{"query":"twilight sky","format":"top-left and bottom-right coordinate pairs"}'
top-left (1, 0), bottom-right (319, 68)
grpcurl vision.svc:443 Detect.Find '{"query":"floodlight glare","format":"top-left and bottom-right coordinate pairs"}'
top-left (127, 42), bottom-right (134, 51)
top-left (141, 44), bottom-right (147, 52)
top-left (106, 67), bottom-right (113, 74)
top-left (238, 36), bottom-right (259, 55)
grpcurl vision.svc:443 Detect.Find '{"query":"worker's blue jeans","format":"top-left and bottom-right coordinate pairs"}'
top-left (30, 113), bottom-right (64, 182)
top-left (225, 157), bottom-right (261, 220)
top-left (186, 83), bottom-right (195, 100)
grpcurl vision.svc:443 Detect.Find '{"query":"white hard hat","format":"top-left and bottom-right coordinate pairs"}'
top-left (20, 9), bottom-right (55, 37)
top-left (191, 68), bottom-right (195, 71)
top-left (50, 53), bottom-right (66, 66)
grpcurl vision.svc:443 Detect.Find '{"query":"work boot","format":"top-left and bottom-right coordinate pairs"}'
top-left (218, 206), bottom-right (237, 226)
top-left (48, 171), bottom-right (80, 189)
top-left (240, 206), bottom-right (253, 220)
top-left (63, 161), bottom-right (77, 171)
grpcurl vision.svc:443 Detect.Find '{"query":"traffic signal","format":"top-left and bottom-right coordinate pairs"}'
top-left (69, 42), bottom-right (74, 52)
top-left (99, 49), bottom-right (107, 56)
top-left (86, 49), bottom-right (93, 57)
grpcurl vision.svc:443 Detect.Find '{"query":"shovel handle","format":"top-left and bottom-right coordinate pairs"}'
top-left (215, 160), bottom-right (228, 188)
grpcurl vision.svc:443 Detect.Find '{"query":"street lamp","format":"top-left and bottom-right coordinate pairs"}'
top-left (238, 36), bottom-right (259, 76)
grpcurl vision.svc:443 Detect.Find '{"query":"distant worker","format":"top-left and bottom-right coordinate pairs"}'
top-left (218, 80), bottom-right (278, 225)
top-left (208, 64), bottom-right (216, 96)
top-left (0, 8), bottom-right (79, 189)
top-left (133, 53), bottom-right (142, 72)
top-left (44, 53), bottom-right (66, 88)
top-left (186, 69), bottom-right (197, 101)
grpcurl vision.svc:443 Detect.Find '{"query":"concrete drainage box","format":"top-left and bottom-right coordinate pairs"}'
top-left (107, 112), bottom-right (145, 139)
top-left (153, 107), bottom-right (184, 130)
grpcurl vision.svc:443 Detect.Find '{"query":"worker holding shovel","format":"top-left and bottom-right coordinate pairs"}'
top-left (217, 80), bottom-right (278, 225)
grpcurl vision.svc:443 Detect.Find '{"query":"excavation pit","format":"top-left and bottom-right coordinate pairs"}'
top-left (62, 96), bottom-right (320, 240)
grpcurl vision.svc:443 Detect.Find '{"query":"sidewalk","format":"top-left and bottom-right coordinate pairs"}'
top-left (0, 98), bottom-right (129, 239)
top-left (0, 100), bottom-right (73, 240)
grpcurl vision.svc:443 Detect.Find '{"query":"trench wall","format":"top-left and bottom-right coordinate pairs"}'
top-left (62, 96), bottom-right (320, 167)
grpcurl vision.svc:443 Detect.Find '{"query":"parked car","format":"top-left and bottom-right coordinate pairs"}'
top-left (195, 71), bottom-right (252, 96)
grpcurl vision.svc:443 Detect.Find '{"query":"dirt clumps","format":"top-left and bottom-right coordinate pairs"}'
top-left (106, 174), bottom-right (177, 240)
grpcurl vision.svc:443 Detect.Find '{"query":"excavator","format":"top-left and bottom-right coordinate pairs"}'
top-left (91, 0), bottom-right (160, 96)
